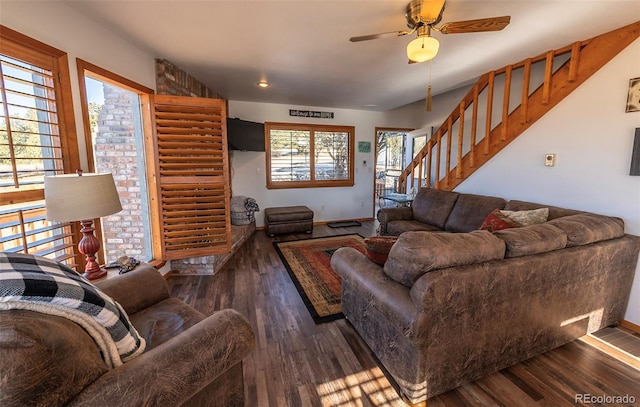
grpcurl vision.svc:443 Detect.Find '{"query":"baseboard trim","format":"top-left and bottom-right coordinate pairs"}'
top-left (580, 333), bottom-right (640, 370)
top-left (619, 319), bottom-right (640, 334)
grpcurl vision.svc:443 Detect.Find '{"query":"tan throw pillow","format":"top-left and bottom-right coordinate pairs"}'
top-left (500, 207), bottom-right (549, 226)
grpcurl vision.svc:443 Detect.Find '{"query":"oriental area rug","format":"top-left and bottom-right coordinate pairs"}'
top-left (274, 234), bottom-right (365, 323)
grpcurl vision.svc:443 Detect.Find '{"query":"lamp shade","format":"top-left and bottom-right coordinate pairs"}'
top-left (407, 35), bottom-right (440, 63)
top-left (44, 173), bottom-right (122, 222)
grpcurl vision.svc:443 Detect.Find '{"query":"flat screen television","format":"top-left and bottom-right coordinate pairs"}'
top-left (226, 117), bottom-right (265, 151)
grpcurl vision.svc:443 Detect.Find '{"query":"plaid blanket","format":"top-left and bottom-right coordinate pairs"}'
top-left (0, 252), bottom-right (145, 368)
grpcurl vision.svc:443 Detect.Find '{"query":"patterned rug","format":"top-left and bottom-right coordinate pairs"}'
top-left (274, 234), bottom-right (366, 323)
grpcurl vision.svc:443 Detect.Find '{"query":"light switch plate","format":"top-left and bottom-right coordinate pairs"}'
top-left (545, 154), bottom-right (556, 167)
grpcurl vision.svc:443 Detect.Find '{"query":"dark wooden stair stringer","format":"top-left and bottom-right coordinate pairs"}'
top-left (398, 21), bottom-right (640, 193)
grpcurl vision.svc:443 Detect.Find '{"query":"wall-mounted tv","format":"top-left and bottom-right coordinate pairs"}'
top-left (226, 117), bottom-right (265, 151)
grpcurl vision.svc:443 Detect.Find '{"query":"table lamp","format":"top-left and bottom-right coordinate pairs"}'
top-left (44, 171), bottom-right (122, 280)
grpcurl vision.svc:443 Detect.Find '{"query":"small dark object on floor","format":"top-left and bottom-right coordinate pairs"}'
top-left (327, 221), bottom-right (361, 228)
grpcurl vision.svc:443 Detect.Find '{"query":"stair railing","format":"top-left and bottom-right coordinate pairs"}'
top-left (397, 21), bottom-right (640, 193)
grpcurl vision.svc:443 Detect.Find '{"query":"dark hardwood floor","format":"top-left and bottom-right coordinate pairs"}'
top-left (166, 222), bottom-right (640, 406)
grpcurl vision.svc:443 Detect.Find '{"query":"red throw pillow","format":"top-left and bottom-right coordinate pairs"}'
top-left (364, 236), bottom-right (399, 265)
top-left (479, 209), bottom-right (521, 232)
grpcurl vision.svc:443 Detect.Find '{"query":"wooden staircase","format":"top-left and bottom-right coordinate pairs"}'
top-left (398, 21), bottom-right (640, 193)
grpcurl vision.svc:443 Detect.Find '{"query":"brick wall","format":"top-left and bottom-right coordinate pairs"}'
top-left (155, 59), bottom-right (224, 98)
top-left (95, 84), bottom-right (148, 261)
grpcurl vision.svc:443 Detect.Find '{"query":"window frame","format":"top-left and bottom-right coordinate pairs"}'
top-left (76, 59), bottom-right (156, 264)
top-left (265, 122), bottom-right (355, 189)
top-left (0, 25), bottom-right (82, 266)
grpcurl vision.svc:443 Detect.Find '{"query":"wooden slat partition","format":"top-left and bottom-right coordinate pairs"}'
top-left (145, 95), bottom-right (231, 260)
top-left (398, 21), bottom-right (640, 194)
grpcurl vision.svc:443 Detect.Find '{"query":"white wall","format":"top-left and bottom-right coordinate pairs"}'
top-left (0, 0), bottom-right (157, 169)
top-left (228, 100), bottom-right (421, 224)
top-left (439, 39), bottom-right (640, 325)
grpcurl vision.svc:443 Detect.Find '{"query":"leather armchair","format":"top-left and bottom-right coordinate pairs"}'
top-left (0, 263), bottom-right (255, 407)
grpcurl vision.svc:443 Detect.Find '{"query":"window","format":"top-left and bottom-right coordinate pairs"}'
top-left (266, 122), bottom-right (354, 188)
top-left (375, 129), bottom-right (409, 195)
top-left (0, 26), bottom-right (81, 266)
top-left (77, 59), bottom-right (154, 263)
top-left (413, 135), bottom-right (427, 158)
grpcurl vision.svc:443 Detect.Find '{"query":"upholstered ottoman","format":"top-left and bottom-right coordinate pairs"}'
top-left (264, 206), bottom-right (314, 236)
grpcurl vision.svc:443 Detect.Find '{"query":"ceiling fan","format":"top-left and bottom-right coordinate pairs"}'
top-left (350, 0), bottom-right (511, 63)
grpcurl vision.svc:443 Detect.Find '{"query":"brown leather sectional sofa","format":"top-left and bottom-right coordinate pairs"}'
top-left (0, 263), bottom-right (255, 407)
top-left (331, 188), bottom-right (640, 405)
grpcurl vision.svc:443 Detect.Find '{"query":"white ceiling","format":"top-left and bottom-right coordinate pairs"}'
top-left (65, 0), bottom-right (640, 112)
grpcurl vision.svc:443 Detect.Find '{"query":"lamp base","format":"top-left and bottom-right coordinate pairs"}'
top-left (83, 267), bottom-right (107, 281)
top-left (78, 219), bottom-right (106, 281)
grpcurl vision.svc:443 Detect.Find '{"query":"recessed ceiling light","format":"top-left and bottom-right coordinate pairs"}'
top-left (362, 104), bottom-right (377, 108)
top-left (257, 81), bottom-right (270, 88)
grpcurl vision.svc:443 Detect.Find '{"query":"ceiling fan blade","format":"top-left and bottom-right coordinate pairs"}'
top-left (350, 30), bottom-right (411, 42)
top-left (438, 15), bottom-right (510, 34)
top-left (416, 0), bottom-right (446, 24)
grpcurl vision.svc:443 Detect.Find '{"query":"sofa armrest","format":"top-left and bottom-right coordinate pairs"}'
top-left (331, 247), bottom-right (420, 339)
top-left (331, 247), bottom-right (381, 278)
top-left (95, 264), bottom-right (171, 318)
top-left (68, 309), bottom-right (256, 407)
top-left (377, 207), bottom-right (413, 235)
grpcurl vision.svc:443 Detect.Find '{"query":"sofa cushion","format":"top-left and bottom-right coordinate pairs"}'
top-left (364, 236), bottom-right (399, 265)
top-left (547, 213), bottom-right (624, 247)
top-left (493, 224), bottom-right (567, 258)
top-left (500, 207), bottom-right (549, 226)
top-left (387, 220), bottom-right (443, 236)
top-left (383, 230), bottom-right (506, 287)
top-left (411, 188), bottom-right (459, 229)
top-left (445, 193), bottom-right (507, 232)
top-left (503, 200), bottom-right (583, 220)
top-left (479, 209), bottom-right (521, 232)
top-left (129, 297), bottom-right (205, 351)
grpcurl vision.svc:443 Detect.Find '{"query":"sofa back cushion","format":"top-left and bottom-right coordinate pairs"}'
top-left (445, 193), bottom-right (507, 232)
top-left (383, 230), bottom-right (506, 287)
top-left (504, 200), bottom-right (582, 220)
top-left (493, 224), bottom-right (567, 258)
top-left (411, 188), bottom-right (459, 229)
top-left (547, 213), bottom-right (624, 247)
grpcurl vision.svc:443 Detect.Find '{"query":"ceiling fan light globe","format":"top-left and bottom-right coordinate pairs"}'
top-left (407, 36), bottom-right (439, 62)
